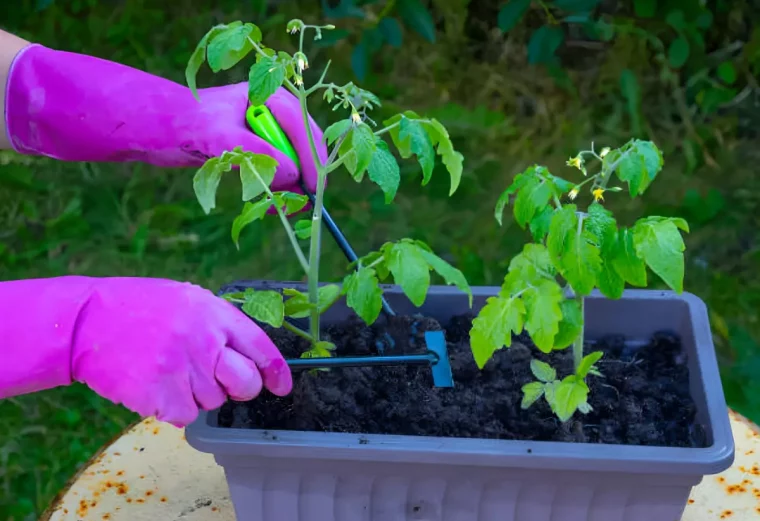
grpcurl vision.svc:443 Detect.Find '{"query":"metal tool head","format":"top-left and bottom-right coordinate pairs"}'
top-left (424, 330), bottom-right (454, 388)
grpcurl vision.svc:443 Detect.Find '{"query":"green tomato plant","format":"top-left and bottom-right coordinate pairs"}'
top-left (185, 19), bottom-right (471, 357)
top-left (470, 139), bottom-right (690, 422)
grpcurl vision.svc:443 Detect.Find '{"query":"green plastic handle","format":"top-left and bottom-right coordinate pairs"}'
top-left (246, 105), bottom-right (300, 169)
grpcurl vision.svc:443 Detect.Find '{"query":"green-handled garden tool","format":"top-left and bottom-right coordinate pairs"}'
top-left (245, 105), bottom-right (454, 388)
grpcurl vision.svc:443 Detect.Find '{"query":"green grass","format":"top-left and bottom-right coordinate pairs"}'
top-left (1, 0), bottom-right (760, 519)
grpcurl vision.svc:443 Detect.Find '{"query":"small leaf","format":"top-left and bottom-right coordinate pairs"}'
top-left (498, 0), bottom-right (531, 32)
top-left (470, 295), bottom-right (526, 368)
top-left (294, 220), bottom-right (312, 239)
top-left (207, 23), bottom-right (260, 73)
top-left (417, 247), bottom-right (473, 306)
top-left (560, 229), bottom-right (602, 296)
top-left (620, 69), bottom-right (642, 134)
top-left (611, 228), bottom-right (648, 286)
top-left (530, 359), bottom-right (556, 383)
top-left (514, 176), bottom-right (552, 228)
top-left (668, 37), bottom-right (690, 69)
top-left (351, 123), bottom-right (377, 179)
top-left (521, 382), bottom-right (545, 409)
top-left (193, 157), bottom-right (230, 214)
top-left (494, 189), bottom-right (511, 226)
top-left (553, 299), bottom-right (583, 349)
top-left (523, 279), bottom-right (564, 352)
top-left (350, 41), bottom-right (369, 81)
top-left (367, 140), bottom-right (401, 203)
top-left (283, 285), bottom-right (342, 318)
top-left (274, 191), bottom-right (309, 214)
top-left (577, 351), bottom-right (603, 378)
top-left (399, 118), bottom-right (435, 184)
top-left (717, 62), bottom-right (737, 85)
top-left (527, 25), bottom-right (564, 65)
top-left (248, 56), bottom-right (286, 106)
top-left (186, 23), bottom-right (238, 99)
top-left (324, 119), bottom-right (352, 145)
top-left (231, 197), bottom-right (272, 247)
top-left (633, 217), bottom-right (687, 293)
top-left (240, 154), bottom-right (278, 201)
top-left (387, 242), bottom-right (431, 306)
top-left (551, 376), bottom-right (589, 422)
top-left (344, 267), bottom-right (384, 324)
top-left (302, 341), bottom-right (335, 359)
top-left (397, 0), bottom-right (436, 42)
top-left (547, 204), bottom-right (577, 265)
top-left (422, 119), bottom-right (463, 195)
top-left (529, 206), bottom-right (554, 242)
top-left (241, 290), bottom-right (284, 328)
top-left (379, 17), bottom-right (403, 47)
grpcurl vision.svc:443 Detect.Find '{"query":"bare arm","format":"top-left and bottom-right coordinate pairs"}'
top-left (0, 29), bottom-right (31, 149)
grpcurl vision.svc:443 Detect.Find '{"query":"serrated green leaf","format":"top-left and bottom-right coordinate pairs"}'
top-left (324, 119), bottom-right (352, 145)
top-left (577, 351), bottom-right (603, 378)
top-left (193, 157), bottom-right (231, 214)
top-left (586, 203), bottom-right (622, 299)
top-left (561, 228), bottom-right (602, 296)
top-left (207, 23), bottom-right (260, 73)
top-left (612, 228), bottom-right (647, 286)
top-left (521, 382), bottom-right (545, 409)
top-left (524, 279), bottom-right (564, 352)
top-left (417, 248), bottom-right (472, 306)
top-left (547, 204), bottom-right (578, 265)
top-left (530, 359), bottom-right (556, 383)
top-left (551, 375), bottom-right (589, 422)
top-left (387, 242), bottom-right (430, 306)
top-left (294, 220), bottom-right (312, 239)
top-left (668, 37), bottom-right (690, 68)
top-left (367, 140), bottom-right (400, 203)
top-left (553, 299), bottom-right (583, 349)
top-left (528, 25), bottom-right (564, 65)
top-left (351, 123), bottom-right (376, 178)
top-left (241, 289), bottom-right (284, 327)
top-left (239, 154), bottom-right (277, 201)
top-left (301, 341), bottom-right (335, 358)
top-left (344, 267), bottom-right (384, 324)
top-left (283, 285), bottom-right (341, 318)
top-left (274, 191), bottom-right (309, 214)
top-left (399, 118), bottom-right (435, 185)
top-left (494, 189), bottom-right (511, 226)
top-left (186, 23), bottom-right (239, 99)
top-left (231, 197), bottom-right (272, 247)
top-left (470, 295), bottom-right (526, 368)
top-left (530, 206), bottom-right (555, 242)
top-left (633, 217), bottom-right (687, 293)
top-left (616, 152), bottom-right (647, 197)
top-left (514, 177), bottom-right (552, 228)
top-left (397, 0), bottom-right (436, 42)
top-left (248, 56), bottom-right (286, 106)
top-left (422, 119), bottom-right (463, 195)
top-left (634, 140), bottom-right (664, 182)
top-left (508, 243), bottom-right (555, 281)
top-left (498, 0), bottom-right (531, 32)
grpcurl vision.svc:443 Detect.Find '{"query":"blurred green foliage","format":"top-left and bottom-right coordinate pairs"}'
top-left (1, 0), bottom-right (759, 518)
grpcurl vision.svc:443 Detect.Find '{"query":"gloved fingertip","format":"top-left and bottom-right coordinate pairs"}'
top-left (216, 349), bottom-right (263, 401)
top-left (260, 357), bottom-right (293, 397)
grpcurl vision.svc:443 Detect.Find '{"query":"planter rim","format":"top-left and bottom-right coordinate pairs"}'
top-left (187, 283), bottom-right (735, 477)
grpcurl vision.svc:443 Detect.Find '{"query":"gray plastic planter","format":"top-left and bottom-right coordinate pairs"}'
top-left (186, 283), bottom-right (734, 521)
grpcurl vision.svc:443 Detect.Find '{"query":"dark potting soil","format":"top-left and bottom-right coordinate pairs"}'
top-left (218, 314), bottom-right (708, 447)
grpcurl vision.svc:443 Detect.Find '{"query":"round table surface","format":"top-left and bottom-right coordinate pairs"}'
top-left (41, 410), bottom-right (760, 521)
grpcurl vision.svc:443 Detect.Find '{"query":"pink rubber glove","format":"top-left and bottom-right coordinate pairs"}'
top-left (0, 276), bottom-right (292, 427)
top-left (5, 44), bottom-right (327, 193)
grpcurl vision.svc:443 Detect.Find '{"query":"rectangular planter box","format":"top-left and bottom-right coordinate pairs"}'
top-left (186, 282), bottom-right (735, 521)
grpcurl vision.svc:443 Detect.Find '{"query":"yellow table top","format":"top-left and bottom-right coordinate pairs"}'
top-left (41, 410), bottom-right (760, 521)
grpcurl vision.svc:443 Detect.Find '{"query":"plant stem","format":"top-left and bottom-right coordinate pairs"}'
top-left (283, 320), bottom-right (314, 342)
top-left (273, 201), bottom-right (310, 273)
top-left (573, 296), bottom-right (585, 371)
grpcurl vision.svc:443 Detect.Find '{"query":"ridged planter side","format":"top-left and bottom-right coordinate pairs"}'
top-left (187, 284), bottom-right (735, 521)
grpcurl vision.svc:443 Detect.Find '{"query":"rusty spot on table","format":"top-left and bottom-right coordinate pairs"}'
top-left (103, 514), bottom-right (111, 520)
top-left (725, 483), bottom-right (748, 494)
top-left (160, 496), bottom-right (168, 503)
top-left (152, 427), bottom-right (160, 435)
top-left (720, 509), bottom-right (733, 518)
top-left (145, 490), bottom-right (154, 497)
top-left (688, 499), bottom-right (695, 504)
top-left (116, 470), bottom-right (124, 476)
top-left (136, 498), bottom-right (145, 504)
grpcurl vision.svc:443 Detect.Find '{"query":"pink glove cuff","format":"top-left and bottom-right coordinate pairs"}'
top-left (0, 277), bottom-right (94, 398)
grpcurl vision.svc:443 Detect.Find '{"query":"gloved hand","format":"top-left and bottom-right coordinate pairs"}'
top-left (5, 44), bottom-right (327, 193)
top-left (0, 276), bottom-right (292, 427)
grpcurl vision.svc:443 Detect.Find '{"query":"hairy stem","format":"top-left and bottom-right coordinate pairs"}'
top-left (283, 320), bottom-right (314, 342)
top-left (573, 296), bottom-right (585, 371)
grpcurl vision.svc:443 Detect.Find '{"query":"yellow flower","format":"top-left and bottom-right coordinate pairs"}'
top-left (568, 188), bottom-right (579, 200)
top-left (351, 111), bottom-right (362, 124)
top-left (592, 188), bottom-right (605, 202)
top-left (294, 75), bottom-right (304, 86)
top-left (600, 147), bottom-right (611, 158)
top-left (567, 156), bottom-right (583, 170)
